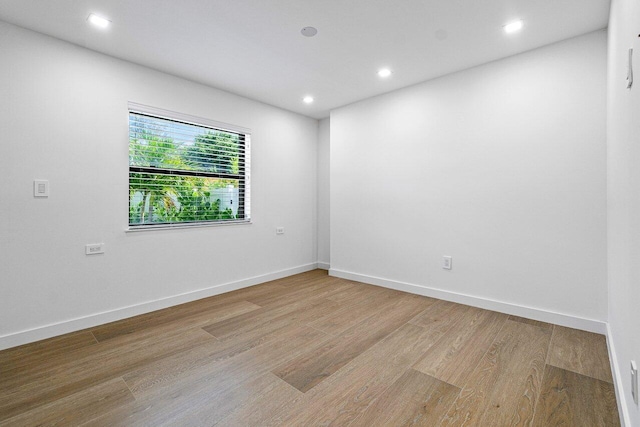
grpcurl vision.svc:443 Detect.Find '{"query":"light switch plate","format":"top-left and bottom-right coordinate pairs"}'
top-left (33, 180), bottom-right (49, 197)
top-left (443, 256), bottom-right (452, 270)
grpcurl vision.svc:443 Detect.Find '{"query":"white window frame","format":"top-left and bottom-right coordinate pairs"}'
top-left (127, 102), bottom-right (251, 231)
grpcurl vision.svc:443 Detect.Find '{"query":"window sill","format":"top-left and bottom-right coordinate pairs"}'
top-left (126, 219), bottom-right (252, 233)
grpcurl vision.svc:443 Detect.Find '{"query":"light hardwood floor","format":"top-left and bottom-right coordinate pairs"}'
top-left (0, 270), bottom-right (620, 426)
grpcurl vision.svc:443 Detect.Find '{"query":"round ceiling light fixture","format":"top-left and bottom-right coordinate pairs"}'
top-left (301, 27), bottom-right (318, 37)
top-left (378, 68), bottom-right (392, 78)
top-left (87, 13), bottom-right (110, 29)
top-left (503, 20), bottom-right (524, 34)
top-left (303, 96), bottom-right (314, 104)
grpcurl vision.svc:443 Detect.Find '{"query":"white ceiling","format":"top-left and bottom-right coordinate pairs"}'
top-left (0, 0), bottom-right (610, 119)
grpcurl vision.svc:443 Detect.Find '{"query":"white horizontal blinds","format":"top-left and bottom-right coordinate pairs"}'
top-left (129, 114), bottom-right (242, 174)
top-left (128, 107), bottom-right (250, 227)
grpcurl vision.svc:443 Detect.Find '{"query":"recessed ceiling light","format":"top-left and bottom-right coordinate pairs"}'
top-left (503, 20), bottom-right (523, 34)
top-left (378, 68), bottom-right (392, 78)
top-left (88, 13), bottom-right (110, 29)
top-left (301, 27), bottom-right (318, 37)
top-left (303, 96), bottom-right (314, 104)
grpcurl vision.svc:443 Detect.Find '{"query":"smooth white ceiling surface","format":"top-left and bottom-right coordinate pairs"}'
top-left (0, 1), bottom-right (610, 119)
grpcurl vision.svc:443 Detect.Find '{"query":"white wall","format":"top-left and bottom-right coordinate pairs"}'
top-left (607, 0), bottom-right (640, 424)
top-left (317, 118), bottom-right (330, 268)
top-left (330, 30), bottom-right (608, 327)
top-left (0, 21), bottom-right (319, 349)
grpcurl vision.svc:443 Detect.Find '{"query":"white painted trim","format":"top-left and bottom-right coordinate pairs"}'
top-left (0, 263), bottom-right (318, 351)
top-left (128, 101), bottom-right (251, 135)
top-left (329, 268), bottom-right (607, 334)
top-left (607, 323), bottom-right (632, 427)
top-left (317, 262), bottom-right (330, 270)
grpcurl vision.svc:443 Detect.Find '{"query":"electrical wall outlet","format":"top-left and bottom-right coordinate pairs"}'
top-left (85, 243), bottom-right (104, 255)
top-left (33, 179), bottom-right (49, 197)
top-left (632, 360), bottom-right (638, 405)
top-left (276, 227), bottom-right (285, 235)
top-left (443, 256), bottom-right (452, 270)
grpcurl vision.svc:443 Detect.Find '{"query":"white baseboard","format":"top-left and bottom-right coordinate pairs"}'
top-left (0, 263), bottom-right (319, 351)
top-left (606, 323), bottom-right (632, 427)
top-left (317, 262), bottom-right (330, 270)
top-left (329, 268), bottom-right (607, 334)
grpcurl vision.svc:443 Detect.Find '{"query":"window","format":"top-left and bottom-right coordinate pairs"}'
top-left (128, 103), bottom-right (250, 229)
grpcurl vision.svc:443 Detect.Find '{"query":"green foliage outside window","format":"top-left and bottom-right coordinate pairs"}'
top-left (128, 115), bottom-right (243, 226)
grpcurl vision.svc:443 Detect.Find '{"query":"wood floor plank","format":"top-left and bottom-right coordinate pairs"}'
top-left (273, 269), bottom-right (330, 287)
top-left (193, 373), bottom-right (302, 427)
top-left (203, 296), bottom-right (327, 340)
top-left (350, 368), bottom-right (460, 426)
top-left (269, 322), bottom-right (452, 426)
top-left (0, 331), bottom-right (97, 377)
top-left (273, 293), bottom-right (431, 392)
top-left (215, 375), bottom-right (301, 427)
top-left (412, 307), bottom-right (507, 388)
top-left (91, 298), bottom-right (261, 342)
top-left (84, 326), bottom-right (326, 426)
top-left (0, 327), bottom-right (213, 422)
top-left (547, 325), bottom-right (613, 383)
top-left (440, 319), bottom-right (551, 426)
top-left (324, 281), bottom-right (391, 302)
top-left (0, 378), bottom-right (134, 427)
top-left (308, 287), bottom-right (406, 336)
top-left (211, 281), bottom-right (287, 300)
top-left (202, 297), bottom-right (340, 347)
top-left (246, 278), bottom-right (351, 309)
top-left (508, 315), bottom-right (554, 331)
top-left (156, 373), bottom-right (293, 427)
top-left (0, 300), bottom-right (254, 386)
top-left (122, 313), bottom-right (329, 396)
top-left (409, 299), bottom-right (471, 329)
top-left (120, 335), bottom-right (251, 396)
top-left (242, 276), bottom-right (329, 305)
top-left (532, 365), bottom-right (620, 427)
top-left (2, 321), bottom-right (216, 387)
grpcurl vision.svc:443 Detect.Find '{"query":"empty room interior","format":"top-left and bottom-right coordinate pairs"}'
top-left (0, 0), bottom-right (639, 425)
